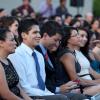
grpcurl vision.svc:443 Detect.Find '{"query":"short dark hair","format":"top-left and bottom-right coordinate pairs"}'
top-left (74, 14), bottom-right (82, 19)
top-left (70, 19), bottom-right (80, 27)
top-left (18, 18), bottom-right (39, 42)
top-left (40, 20), bottom-right (63, 37)
top-left (60, 0), bottom-right (66, 3)
top-left (65, 13), bottom-right (72, 19)
top-left (0, 28), bottom-right (10, 41)
top-left (0, 8), bottom-right (4, 13)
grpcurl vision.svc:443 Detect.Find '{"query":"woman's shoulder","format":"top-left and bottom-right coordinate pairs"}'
top-left (57, 47), bottom-right (75, 58)
top-left (0, 62), bottom-right (5, 74)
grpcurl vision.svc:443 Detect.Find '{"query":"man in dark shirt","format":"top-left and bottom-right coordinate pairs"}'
top-left (16, 0), bottom-right (35, 18)
top-left (56, 0), bottom-right (69, 19)
top-left (35, 20), bottom-right (87, 100)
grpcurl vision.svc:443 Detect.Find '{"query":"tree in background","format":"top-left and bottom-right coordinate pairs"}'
top-left (93, 0), bottom-right (100, 17)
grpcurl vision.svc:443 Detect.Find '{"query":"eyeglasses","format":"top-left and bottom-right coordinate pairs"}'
top-left (54, 39), bottom-right (61, 44)
top-left (71, 33), bottom-right (79, 37)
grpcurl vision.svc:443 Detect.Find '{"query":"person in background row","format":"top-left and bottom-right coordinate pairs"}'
top-left (85, 12), bottom-right (93, 25)
top-left (16, 0), bottom-right (35, 18)
top-left (49, 15), bottom-right (63, 25)
top-left (0, 8), bottom-right (7, 17)
top-left (74, 14), bottom-right (84, 27)
top-left (87, 30), bottom-right (100, 73)
top-left (11, 9), bottom-right (22, 20)
top-left (63, 13), bottom-right (72, 26)
top-left (0, 28), bottom-right (32, 100)
top-left (39, 0), bottom-right (55, 18)
top-left (90, 18), bottom-right (100, 38)
top-left (93, 45), bottom-right (100, 61)
top-left (0, 16), bottom-right (20, 46)
top-left (84, 12), bottom-right (94, 30)
top-left (70, 19), bottom-right (81, 28)
top-left (56, 0), bottom-right (69, 19)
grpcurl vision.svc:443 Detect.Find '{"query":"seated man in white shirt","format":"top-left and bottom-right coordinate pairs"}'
top-left (8, 18), bottom-right (68, 100)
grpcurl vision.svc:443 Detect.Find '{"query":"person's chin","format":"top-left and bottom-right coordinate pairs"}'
top-left (36, 40), bottom-right (40, 43)
top-left (35, 42), bottom-right (39, 46)
top-left (80, 44), bottom-right (85, 47)
top-left (9, 51), bottom-right (15, 54)
top-left (51, 48), bottom-right (57, 52)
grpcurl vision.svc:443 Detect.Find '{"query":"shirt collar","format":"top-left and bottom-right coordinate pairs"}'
top-left (21, 43), bottom-right (35, 56)
top-left (39, 44), bottom-right (47, 55)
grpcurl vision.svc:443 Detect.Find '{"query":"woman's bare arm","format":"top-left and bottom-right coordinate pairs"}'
top-left (18, 84), bottom-right (32, 100)
top-left (0, 63), bottom-right (23, 100)
top-left (60, 53), bottom-right (78, 80)
top-left (60, 53), bottom-right (98, 85)
top-left (89, 67), bottom-right (100, 80)
top-left (92, 48), bottom-right (100, 61)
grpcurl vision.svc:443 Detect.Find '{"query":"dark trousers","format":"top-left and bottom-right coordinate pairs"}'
top-left (30, 93), bottom-right (87, 100)
top-left (31, 94), bottom-right (69, 100)
top-left (64, 93), bottom-right (87, 100)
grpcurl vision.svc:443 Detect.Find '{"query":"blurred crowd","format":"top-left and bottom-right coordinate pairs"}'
top-left (0, 0), bottom-right (100, 100)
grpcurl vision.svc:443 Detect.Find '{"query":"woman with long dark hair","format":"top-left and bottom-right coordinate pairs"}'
top-left (58, 26), bottom-right (100, 96)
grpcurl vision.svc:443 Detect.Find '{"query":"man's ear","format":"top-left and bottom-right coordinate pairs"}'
top-left (21, 32), bottom-right (27, 39)
top-left (43, 33), bottom-right (48, 38)
top-left (0, 40), bottom-right (4, 47)
top-left (67, 38), bottom-right (71, 44)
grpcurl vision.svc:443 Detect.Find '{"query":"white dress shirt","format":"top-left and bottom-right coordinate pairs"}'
top-left (8, 43), bottom-right (54, 96)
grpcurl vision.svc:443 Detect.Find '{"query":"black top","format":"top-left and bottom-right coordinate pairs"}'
top-left (0, 59), bottom-right (21, 99)
top-left (17, 5), bottom-right (34, 17)
top-left (56, 48), bottom-right (81, 86)
top-left (56, 6), bottom-right (68, 17)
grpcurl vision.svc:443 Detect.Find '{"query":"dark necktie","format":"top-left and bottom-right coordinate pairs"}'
top-left (44, 52), bottom-right (53, 68)
top-left (44, 52), bottom-right (49, 61)
top-left (32, 52), bottom-right (45, 90)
